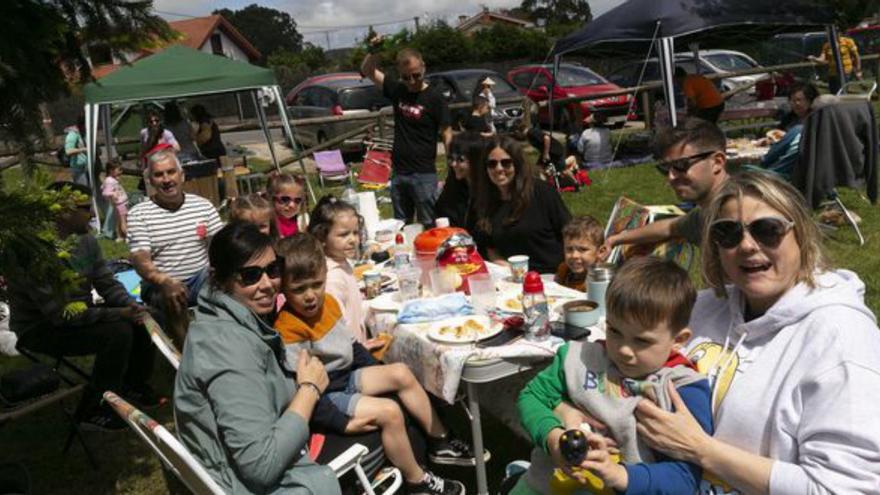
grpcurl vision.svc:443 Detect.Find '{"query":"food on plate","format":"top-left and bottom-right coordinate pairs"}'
top-left (438, 318), bottom-right (487, 339)
top-left (766, 129), bottom-right (786, 143)
top-left (504, 297), bottom-right (524, 312)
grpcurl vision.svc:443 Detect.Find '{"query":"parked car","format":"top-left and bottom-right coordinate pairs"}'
top-left (425, 69), bottom-right (524, 132)
top-left (606, 50), bottom-right (769, 96)
top-left (508, 63), bottom-right (632, 129)
top-left (285, 72), bottom-right (390, 153)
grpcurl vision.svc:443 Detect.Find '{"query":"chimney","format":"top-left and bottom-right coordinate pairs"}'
top-left (458, 15), bottom-right (468, 24)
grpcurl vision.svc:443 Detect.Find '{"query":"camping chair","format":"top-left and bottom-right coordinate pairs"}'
top-left (356, 148), bottom-right (392, 191)
top-left (104, 392), bottom-right (402, 495)
top-left (314, 150), bottom-right (352, 188)
top-left (836, 80), bottom-right (878, 99)
top-left (143, 314), bottom-right (181, 370)
top-left (794, 99), bottom-right (878, 246)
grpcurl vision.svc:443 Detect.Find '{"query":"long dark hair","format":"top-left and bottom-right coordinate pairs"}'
top-left (209, 222), bottom-right (275, 291)
top-left (143, 111), bottom-right (165, 152)
top-left (472, 135), bottom-right (535, 234)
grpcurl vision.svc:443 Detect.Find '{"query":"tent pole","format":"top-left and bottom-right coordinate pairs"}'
top-left (658, 36), bottom-right (678, 128)
top-left (86, 104), bottom-right (102, 228)
top-left (826, 25), bottom-right (847, 94)
top-left (101, 104), bottom-right (114, 163)
top-left (272, 85), bottom-right (316, 204)
top-left (252, 90), bottom-right (280, 173)
top-left (549, 55), bottom-right (561, 134)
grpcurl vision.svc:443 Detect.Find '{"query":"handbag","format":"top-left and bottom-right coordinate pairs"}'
top-left (0, 364), bottom-right (60, 405)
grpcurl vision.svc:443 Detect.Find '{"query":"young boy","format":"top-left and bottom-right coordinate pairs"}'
top-left (555, 216), bottom-right (607, 291)
top-left (516, 257), bottom-right (713, 494)
top-left (274, 233), bottom-right (481, 495)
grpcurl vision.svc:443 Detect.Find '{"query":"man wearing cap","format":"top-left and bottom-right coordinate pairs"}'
top-left (362, 43), bottom-right (452, 227)
top-left (127, 150), bottom-right (222, 348)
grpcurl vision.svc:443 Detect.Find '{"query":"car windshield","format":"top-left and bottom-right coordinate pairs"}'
top-left (338, 86), bottom-right (386, 110)
top-left (456, 74), bottom-right (519, 99)
top-left (705, 53), bottom-right (757, 71)
top-left (556, 66), bottom-right (605, 87)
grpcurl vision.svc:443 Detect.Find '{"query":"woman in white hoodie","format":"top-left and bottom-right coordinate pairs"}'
top-left (635, 171), bottom-right (880, 494)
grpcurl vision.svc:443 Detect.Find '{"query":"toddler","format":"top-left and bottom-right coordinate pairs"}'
top-left (555, 216), bottom-right (607, 291)
top-left (228, 194), bottom-right (274, 237)
top-left (101, 161), bottom-right (129, 241)
top-left (267, 172), bottom-right (309, 238)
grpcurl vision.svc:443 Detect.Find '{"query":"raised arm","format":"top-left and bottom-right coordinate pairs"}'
top-left (361, 53), bottom-right (385, 87)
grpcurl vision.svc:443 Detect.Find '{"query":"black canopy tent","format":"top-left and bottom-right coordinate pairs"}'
top-left (550, 0), bottom-right (836, 127)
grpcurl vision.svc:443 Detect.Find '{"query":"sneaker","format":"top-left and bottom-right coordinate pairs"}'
top-left (406, 470), bottom-right (465, 495)
top-left (80, 408), bottom-right (127, 432)
top-left (123, 385), bottom-right (166, 410)
top-left (428, 433), bottom-right (489, 466)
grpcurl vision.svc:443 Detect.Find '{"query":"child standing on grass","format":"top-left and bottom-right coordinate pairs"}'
top-left (516, 257), bottom-right (713, 495)
top-left (555, 215), bottom-right (607, 291)
top-left (274, 233), bottom-right (480, 495)
top-left (228, 194), bottom-right (275, 237)
top-left (101, 161), bottom-right (129, 241)
top-left (267, 172), bottom-right (309, 239)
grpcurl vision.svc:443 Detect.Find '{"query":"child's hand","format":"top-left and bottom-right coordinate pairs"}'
top-left (579, 433), bottom-right (628, 491)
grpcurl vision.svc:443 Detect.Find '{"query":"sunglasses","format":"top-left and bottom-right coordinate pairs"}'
top-left (237, 259), bottom-right (282, 286)
top-left (655, 150), bottom-right (718, 176)
top-left (274, 195), bottom-right (304, 206)
top-left (400, 72), bottom-right (424, 83)
top-left (448, 154), bottom-right (466, 163)
top-left (709, 217), bottom-right (795, 249)
top-left (486, 158), bottom-right (514, 169)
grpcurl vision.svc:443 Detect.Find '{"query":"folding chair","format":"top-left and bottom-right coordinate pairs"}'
top-left (357, 148), bottom-right (392, 191)
top-left (105, 392), bottom-right (402, 495)
top-left (143, 314), bottom-right (181, 370)
top-left (794, 99), bottom-right (878, 246)
top-left (314, 150), bottom-right (352, 188)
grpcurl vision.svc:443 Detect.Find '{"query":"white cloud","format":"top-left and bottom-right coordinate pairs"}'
top-left (153, 0), bottom-right (625, 49)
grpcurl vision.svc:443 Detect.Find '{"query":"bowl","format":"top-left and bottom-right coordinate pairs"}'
top-left (562, 300), bottom-right (600, 328)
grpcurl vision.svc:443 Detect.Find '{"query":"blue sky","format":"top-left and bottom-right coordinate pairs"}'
top-left (154, 0), bottom-right (624, 50)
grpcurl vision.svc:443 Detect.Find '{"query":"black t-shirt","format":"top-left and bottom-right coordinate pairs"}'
top-left (383, 78), bottom-right (451, 175)
top-left (462, 114), bottom-right (491, 134)
top-left (434, 173), bottom-right (470, 228)
top-left (478, 181), bottom-right (571, 274)
top-left (527, 127), bottom-right (564, 165)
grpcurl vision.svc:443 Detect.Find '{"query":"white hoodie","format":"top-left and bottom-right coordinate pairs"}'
top-left (685, 269), bottom-right (880, 494)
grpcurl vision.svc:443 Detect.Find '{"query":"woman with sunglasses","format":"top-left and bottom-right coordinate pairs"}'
top-left (174, 222), bottom-right (341, 494)
top-left (471, 135), bottom-right (571, 273)
top-left (634, 172), bottom-right (880, 494)
top-left (434, 132), bottom-right (484, 228)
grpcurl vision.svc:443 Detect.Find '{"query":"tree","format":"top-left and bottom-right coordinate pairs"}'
top-left (409, 22), bottom-right (472, 68)
top-left (0, 0), bottom-right (172, 174)
top-left (820, 0), bottom-right (880, 28)
top-left (267, 43), bottom-right (328, 92)
top-left (518, 0), bottom-right (592, 28)
top-left (472, 23), bottom-right (551, 62)
top-left (214, 4), bottom-right (303, 63)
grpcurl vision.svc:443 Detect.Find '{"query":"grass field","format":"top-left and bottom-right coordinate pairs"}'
top-left (1, 147), bottom-right (878, 493)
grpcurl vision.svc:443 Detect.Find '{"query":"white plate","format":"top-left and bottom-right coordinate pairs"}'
top-left (496, 289), bottom-right (576, 314)
top-left (426, 315), bottom-right (503, 344)
top-left (369, 292), bottom-right (403, 312)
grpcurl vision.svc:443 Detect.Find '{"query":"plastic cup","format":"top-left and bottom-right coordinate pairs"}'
top-left (507, 255), bottom-right (530, 283)
top-left (397, 267), bottom-right (422, 301)
top-left (468, 273), bottom-right (495, 316)
top-left (403, 223), bottom-right (424, 251)
top-left (363, 270), bottom-right (383, 299)
top-left (429, 268), bottom-right (455, 296)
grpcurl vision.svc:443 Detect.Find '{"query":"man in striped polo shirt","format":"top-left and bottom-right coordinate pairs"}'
top-left (129, 151), bottom-right (222, 347)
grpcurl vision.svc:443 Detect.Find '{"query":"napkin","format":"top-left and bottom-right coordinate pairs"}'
top-left (397, 293), bottom-right (472, 324)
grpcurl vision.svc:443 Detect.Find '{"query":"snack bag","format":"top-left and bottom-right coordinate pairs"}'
top-left (435, 233), bottom-right (488, 294)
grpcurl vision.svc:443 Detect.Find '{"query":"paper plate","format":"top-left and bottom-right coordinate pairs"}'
top-left (369, 291), bottom-right (403, 312)
top-left (426, 315), bottom-right (503, 344)
top-left (497, 290), bottom-right (524, 313)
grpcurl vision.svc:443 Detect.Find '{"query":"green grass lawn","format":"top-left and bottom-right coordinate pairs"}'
top-left (1, 148), bottom-right (878, 493)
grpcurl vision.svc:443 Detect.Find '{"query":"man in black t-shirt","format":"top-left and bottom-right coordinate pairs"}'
top-left (362, 46), bottom-right (452, 226)
top-left (523, 125), bottom-right (565, 170)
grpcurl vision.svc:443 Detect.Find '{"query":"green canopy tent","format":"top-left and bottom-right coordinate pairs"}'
top-left (82, 45), bottom-right (312, 219)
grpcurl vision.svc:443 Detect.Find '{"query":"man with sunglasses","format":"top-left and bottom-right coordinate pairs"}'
top-left (7, 182), bottom-right (157, 431)
top-left (128, 150), bottom-right (222, 348)
top-left (362, 42), bottom-right (452, 226)
top-left (603, 119), bottom-right (729, 255)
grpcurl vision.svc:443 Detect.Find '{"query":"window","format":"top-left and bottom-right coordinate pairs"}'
top-left (316, 88), bottom-right (337, 108)
top-left (210, 34), bottom-right (223, 56)
top-left (511, 72), bottom-right (534, 89)
top-left (295, 87), bottom-right (319, 107)
top-left (555, 67), bottom-right (604, 87)
top-left (705, 53), bottom-right (757, 72)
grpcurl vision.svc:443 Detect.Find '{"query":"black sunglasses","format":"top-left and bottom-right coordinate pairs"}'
top-left (655, 150), bottom-right (718, 176)
top-left (486, 158), bottom-right (514, 169)
top-left (274, 195), bottom-right (304, 206)
top-left (237, 259), bottom-right (282, 286)
top-left (709, 217), bottom-right (795, 249)
top-left (400, 72), bottom-right (424, 83)
top-left (448, 154), bottom-right (466, 163)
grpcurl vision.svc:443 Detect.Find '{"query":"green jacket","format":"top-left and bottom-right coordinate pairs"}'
top-left (174, 287), bottom-right (341, 494)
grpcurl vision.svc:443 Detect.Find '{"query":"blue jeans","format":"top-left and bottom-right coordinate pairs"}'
top-left (72, 166), bottom-right (90, 187)
top-left (391, 172), bottom-right (438, 226)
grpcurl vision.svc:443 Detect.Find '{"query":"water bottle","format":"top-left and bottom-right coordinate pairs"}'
top-left (522, 271), bottom-right (550, 341)
top-left (588, 263), bottom-right (615, 318)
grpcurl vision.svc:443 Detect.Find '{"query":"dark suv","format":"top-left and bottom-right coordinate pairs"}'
top-left (286, 72), bottom-right (390, 153)
top-left (425, 69), bottom-right (524, 132)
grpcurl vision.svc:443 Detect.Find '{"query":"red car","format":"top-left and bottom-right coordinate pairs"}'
top-left (508, 64), bottom-right (633, 128)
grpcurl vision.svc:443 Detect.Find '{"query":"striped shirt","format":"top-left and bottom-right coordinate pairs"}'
top-left (127, 194), bottom-right (222, 280)
top-left (821, 36), bottom-right (859, 75)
